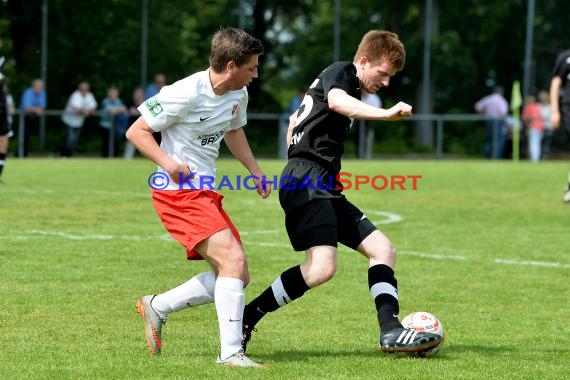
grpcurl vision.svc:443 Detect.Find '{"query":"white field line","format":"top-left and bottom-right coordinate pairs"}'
top-left (1, 189), bottom-right (150, 197)
top-left (367, 210), bottom-right (403, 225)
top-left (240, 229), bottom-right (281, 235)
top-left (494, 258), bottom-right (570, 269)
top-left (399, 250), bottom-right (467, 261)
top-left (2, 205), bottom-right (569, 270)
top-left (3, 229), bottom-right (568, 269)
top-left (1, 230), bottom-right (174, 241)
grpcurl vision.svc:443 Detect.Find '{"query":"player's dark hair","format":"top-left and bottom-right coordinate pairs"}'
top-left (209, 27), bottom-right (264, 73)
top-left (354, 30), bottom-right (406, 71)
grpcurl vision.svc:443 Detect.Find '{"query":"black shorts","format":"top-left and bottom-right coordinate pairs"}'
top-left (279, 158), bottom-right (376, 251)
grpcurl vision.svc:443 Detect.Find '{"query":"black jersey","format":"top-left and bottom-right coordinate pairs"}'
top-left (288, 61), bottom-right (360, 175)
top-left (552, 49), bottom-right (570, 105)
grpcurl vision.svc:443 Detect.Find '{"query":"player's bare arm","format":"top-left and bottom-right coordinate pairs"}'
top-left (126, 116), bottom-right (191, 182)
top-left (224, 128), bottom-right (271, 199)
top-left (327, 88), bottom-right (412, 121)
top-left (550, 76), bottom-right (562, 128)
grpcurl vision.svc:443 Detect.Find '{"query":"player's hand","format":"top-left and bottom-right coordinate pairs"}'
top-left (386, 102), bottom-right (412, 120)
top-left (253, 174), bottom-right (271, 199)
top-left (169, 163), bottom-right (193, 184)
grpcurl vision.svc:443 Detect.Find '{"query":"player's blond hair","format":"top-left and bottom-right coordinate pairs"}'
top-left (209, 27), bottom-right (264, 73)
top-left (354, 30), bottom-right (405, 71)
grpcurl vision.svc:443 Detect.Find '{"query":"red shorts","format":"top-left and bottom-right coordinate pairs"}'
top-left (151, 190), bottom-right (241, 260)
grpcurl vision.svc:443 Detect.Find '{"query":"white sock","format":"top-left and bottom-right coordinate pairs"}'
top-left (152, 272), bottom-right (215, 318)
top-left (215, 276), bottom-right (245, 360)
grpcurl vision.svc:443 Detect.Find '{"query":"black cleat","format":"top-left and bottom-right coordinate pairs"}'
top-left (241, 323), bottom-right (257, 353)
top-left (380, 327), bottom-right (442, 353)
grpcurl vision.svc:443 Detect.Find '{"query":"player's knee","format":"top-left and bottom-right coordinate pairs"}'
top-left (306, 263), bottom-right (337, 286)
top-left (218, 252), bottom-right (248, 279)
top-left (369, 241), bottom-right (396, 264)
top-left (385, 243), bottom-right (397, 260)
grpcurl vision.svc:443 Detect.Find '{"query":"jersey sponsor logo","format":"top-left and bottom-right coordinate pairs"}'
top-left (199, 115), bottom-right (212, 121)
top-left (231, 103), bottom-right (238, 118)
top-left (145, 97), bottom-right (164, 117)
top-left (198, 127), bottom-right (230, 146)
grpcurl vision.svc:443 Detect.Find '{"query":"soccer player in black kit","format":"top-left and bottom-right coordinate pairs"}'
top-left (242, 30), bottom-right (442, 354)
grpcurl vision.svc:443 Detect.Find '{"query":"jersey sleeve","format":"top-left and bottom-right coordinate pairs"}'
top-left (229, 89), bottom-right (248, 130)
top-left (552, 51), bottom-right (570, 79)
top-left (138, 83), bottom-right (191, 132)
top-left (321, 63), bottom-right (357, 102)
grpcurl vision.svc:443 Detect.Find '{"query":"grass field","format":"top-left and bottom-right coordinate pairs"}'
top-left (1, 158), bottom-right (569, 379)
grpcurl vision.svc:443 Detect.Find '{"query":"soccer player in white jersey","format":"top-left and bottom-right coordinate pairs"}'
top-left (126, 27), bottom-right (270, 368)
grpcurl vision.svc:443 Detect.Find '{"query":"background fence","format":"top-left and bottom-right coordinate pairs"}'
top-left (10, 111), bottom-right (546, 160)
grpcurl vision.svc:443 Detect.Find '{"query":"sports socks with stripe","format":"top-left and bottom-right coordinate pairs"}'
top-left (368, 264), bottom-right (404, 332)
top-left (244, 265), bottom-right (310, 328)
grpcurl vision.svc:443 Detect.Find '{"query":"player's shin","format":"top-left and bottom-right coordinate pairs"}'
top-left (244, 265), bottom-right (310, 328)
top-left (369, 264), bottom-right (403, 332)
top-left (151, 271), bottom-right (215, 318)
top-left (215, 277), bottom-right (245, 360)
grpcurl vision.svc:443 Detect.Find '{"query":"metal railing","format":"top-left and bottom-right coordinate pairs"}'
top-left (15, 109), bottom-right (128, 158)
top-left (13, 110), bottom-right (508, 159)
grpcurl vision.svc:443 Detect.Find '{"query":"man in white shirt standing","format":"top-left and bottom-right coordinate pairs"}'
top-left (127, 27), bottom-right (270, 367)
top-left (61, 81), bottom-right (97, 157)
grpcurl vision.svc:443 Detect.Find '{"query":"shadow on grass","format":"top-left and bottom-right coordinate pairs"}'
top-left (251, 343), bottom-right (514, 362)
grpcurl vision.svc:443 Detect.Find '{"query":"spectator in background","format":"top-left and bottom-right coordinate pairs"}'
top-left (0, 63), bottom-right (11, 183)
top-left (100, 86), bottom-right (128, 157)
top-left (475, 86), bottom-right (509, 159)
top-left (550, 48), bottom-right (570, 202)
top-left (61, 81), bottom-right (97, 157)
top-left (522, 94), bottom-right (544, 162)
top-left (144, 73), bottom-right (166, 100)
top-left (3, 82), bottom-right (15, 138)
top-left (537, 90), bottom-right (553, 160)
top-left (358, 91), bottom-right (382, 159)
top-left (18, 79), bottom-right (46, 157)
top-left (123, 87), bottom-right (145, 159)
top-left (127, 87), bottom-right (145, 126)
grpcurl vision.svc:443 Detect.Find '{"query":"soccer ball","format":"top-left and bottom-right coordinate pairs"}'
top-left (401, 311), bottom-right (444, 358)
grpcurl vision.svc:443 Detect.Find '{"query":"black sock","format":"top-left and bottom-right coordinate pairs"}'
top-left (0, 153), bottom-right (6, 176)
top-left (244, 265), bottom-right (310, 328)
top-left (369, 264), bottom-right (403, 332)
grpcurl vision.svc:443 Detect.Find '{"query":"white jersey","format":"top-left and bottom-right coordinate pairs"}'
top-left (138, 69), bottom-right (248, 190)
